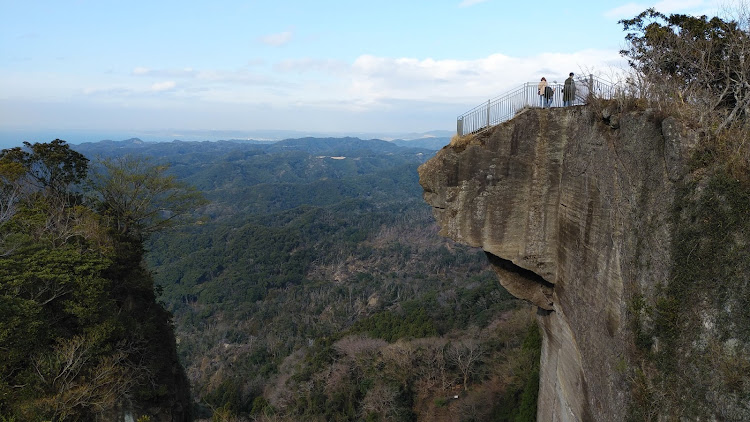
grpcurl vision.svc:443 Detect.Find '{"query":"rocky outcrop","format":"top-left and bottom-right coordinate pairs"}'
top-left (419, 106), bottom-right (698, 421)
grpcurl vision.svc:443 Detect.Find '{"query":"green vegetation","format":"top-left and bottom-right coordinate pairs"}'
top-left (628, 168), bottom-right (750, 419)
top-left (618, 7), bottom-right (750, 420)
top-left (619, 7), bottom-right (750, 177)
top-left (0, 140), bottom-right (194, 421)
top-left (71, 137), bottom-right (538, 421)
top-left (491, 323), bottom-right (541, 422)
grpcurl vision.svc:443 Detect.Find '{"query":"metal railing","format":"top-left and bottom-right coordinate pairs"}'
top-left (456, 75), bottom-right (622, 136)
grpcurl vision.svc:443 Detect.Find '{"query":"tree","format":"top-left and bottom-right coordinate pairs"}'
top-left (0, 159), bottom-right (25, 226)
top-left (29, 334), bottom-right (144, 421)
top-left (0, 139), bottom-right (89, 204)
top-left (90, 155), bottom-right (207, 241)
top-left (447, 338), bottom-right (483, 392)
top-left (620, 8), bottom-right (750, 132)
top-left (359, 382), bottom-right (400, 422)
top-left (0, 141), bottom-right (193, 421)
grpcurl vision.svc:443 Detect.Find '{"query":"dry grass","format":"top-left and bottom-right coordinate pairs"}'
top-left (448, 133), bottom-right (475, 150)
top-left (586, 74), bottom-right (750, 185)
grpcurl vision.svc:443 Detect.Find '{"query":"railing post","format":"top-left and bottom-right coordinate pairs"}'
top-left (486, 99), bottom-right (490, 128)
top-left (455, 76), bottom-right (619, 135)
top-left (524, 83), bottom-right (528, 106)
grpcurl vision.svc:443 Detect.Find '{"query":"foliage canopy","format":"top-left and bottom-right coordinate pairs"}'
top-left (0, 140), bottom-right (193, 421)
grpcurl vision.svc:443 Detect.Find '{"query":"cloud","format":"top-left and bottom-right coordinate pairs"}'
top-left (260, 31), bottom-right (293, 47)
top-left (150, 81), bottom-right (176, 92)
top-left (195, 70), bottom-right (280, 86)
top-left (121, 50), bottom-right (626, 110)
top-left (604, 0), bottom-right (718, 19)
top-left (274, 58), bottom-right (347, 73)
top-left (133, 66), bottom-right (151, 75)
top-left (603, 2), bottom-right (643, 19)
top-left (57, 48), bottom-right (627, 133)
top-left (132, 67), bottom-right (197, 78)
top-left (458, 0), bottom-right (488, 7)
top-left (346, 50), bottom-right (625, 108)
top-left (82, 86), bottom-right (133, 96)
top-left (655, 0), bottom-right (710, 13)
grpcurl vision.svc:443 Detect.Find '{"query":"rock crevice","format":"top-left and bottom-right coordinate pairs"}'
top-left (485, 251), bottom-right (554, 310)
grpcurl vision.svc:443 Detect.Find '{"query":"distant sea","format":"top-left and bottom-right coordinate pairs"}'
top-left (0, 129), bottom-right (269, 149)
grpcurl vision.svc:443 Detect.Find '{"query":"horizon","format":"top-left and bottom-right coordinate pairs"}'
top-left (0, 127), bottom-right (456, 149)
top-left (1, 0), bottom-right (724, 146)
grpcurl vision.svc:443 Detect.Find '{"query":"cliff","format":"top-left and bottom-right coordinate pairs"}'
top-left (419, 105), bottom-right (750, 420)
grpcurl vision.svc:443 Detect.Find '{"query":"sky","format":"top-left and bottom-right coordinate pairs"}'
top-left (0, 0), bottom-right (727, 145)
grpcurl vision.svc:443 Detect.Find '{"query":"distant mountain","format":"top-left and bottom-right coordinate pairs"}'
top-left (391, 137), bottom-right (450, 150)
top-left (269, 137), bottom-right (416, 155)
top-left (73, 136), bottom-right (435, 160)
top-left (74, 138), bottom-right (272, 159)
top-left (60, 132), bottom-right (533, 421)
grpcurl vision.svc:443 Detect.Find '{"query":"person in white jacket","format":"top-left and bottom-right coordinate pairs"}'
top-left (538, 77), bottom-right (549, 108)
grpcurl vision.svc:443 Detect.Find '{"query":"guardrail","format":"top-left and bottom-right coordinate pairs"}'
top-left (456, 75), bottom-right (621, 136)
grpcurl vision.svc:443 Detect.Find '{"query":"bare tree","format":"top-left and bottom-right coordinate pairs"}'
top-left (412, 337), bottom-right (451, 395)
top-left (31, 335), bottom-right (145, 420)
top-left (359, 382), bottom-right (400, 422)
top-left (381, 341), bottom-right (416, 389)
top-left (447, 339), bottom-right (484, 391)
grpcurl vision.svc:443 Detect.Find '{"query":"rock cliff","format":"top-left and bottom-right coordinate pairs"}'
top-left (418, 105), bottom-right (743, 420)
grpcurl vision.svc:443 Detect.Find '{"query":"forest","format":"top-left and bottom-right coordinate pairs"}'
top-left (0, 140), bottom-right (194, 421)
top-left (70, 136), bottom-right (541, 421)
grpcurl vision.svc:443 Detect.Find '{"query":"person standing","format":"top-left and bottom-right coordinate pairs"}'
top-left (538, 77), bottom-right (548, 108)
top-left (563, 72), bottom-right (576, 106)
top-left (545, 85), bottom-right (554, 108)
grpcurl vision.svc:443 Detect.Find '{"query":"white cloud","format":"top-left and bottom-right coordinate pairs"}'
top-left (346, 50), bottom-right (625, 107)
top-left (655, 0), bottom-right (709, 13)
top-left (35, 48), bottom-right (625, 132)
top-left (133, 66), bottom-right (151, 75)
top-left (604, 0), bottom-right (719, 19)
top-left (132, 67), bottom-right (197, 78)
top-left (195, 70), bottom-right (278, 86)
top-left (82, 86), bottom-right (132, 96)
top-left (603, 2), bottom-right (644, 19)
top-left (260, 31), bottom-right (293, 47)
top-left (274, 58), bottom-right (347, 73)
top-left (458, 0), bottom-right (488, 7)
top-left (120, 50), bottom-right (626, 112)
top-left (150, 81), bottom-right (176, 92)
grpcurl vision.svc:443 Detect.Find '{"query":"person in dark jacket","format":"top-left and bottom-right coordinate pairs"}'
top-left (563, 72), bottom-right (576, 106)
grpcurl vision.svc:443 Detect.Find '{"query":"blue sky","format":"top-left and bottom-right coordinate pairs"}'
top-left (0, 0), bottom-right (724, 144)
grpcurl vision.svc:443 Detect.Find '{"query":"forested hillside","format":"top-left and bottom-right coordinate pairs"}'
top-left (0, 140), bottom-right (193, 421)
top-left (72, 137), bottom-right (541, 421)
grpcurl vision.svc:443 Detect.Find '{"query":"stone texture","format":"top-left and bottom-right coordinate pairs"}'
top-left (419, 106), bottom-right (694, 421)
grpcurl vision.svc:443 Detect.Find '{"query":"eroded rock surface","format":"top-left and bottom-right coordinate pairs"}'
top-left (419, 106), bottom-right (696, 421)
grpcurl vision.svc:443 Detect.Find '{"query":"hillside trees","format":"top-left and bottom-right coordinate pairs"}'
top-left (618, 7), bottom-right (750, 419)
top-left (619, 7), bottom-right (750, 173)
top-left (96, 138), bottom-right (537, 420)
top-left (1, 139), bottom-right (89, 202)
top-left (0, 140), bottom-right (194, 421)
top-left (90, 155), bottom-right (207, 242)
top-left (620, 8), bottom-right (750, 125)
top-left (257, 310), bottom-right (540, 422)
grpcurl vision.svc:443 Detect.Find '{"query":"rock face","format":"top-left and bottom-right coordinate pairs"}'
top-left (418, 106), bottom-right (696, 421)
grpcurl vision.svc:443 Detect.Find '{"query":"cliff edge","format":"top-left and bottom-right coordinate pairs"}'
top-left (419, 105), bottom-right (749, 420)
